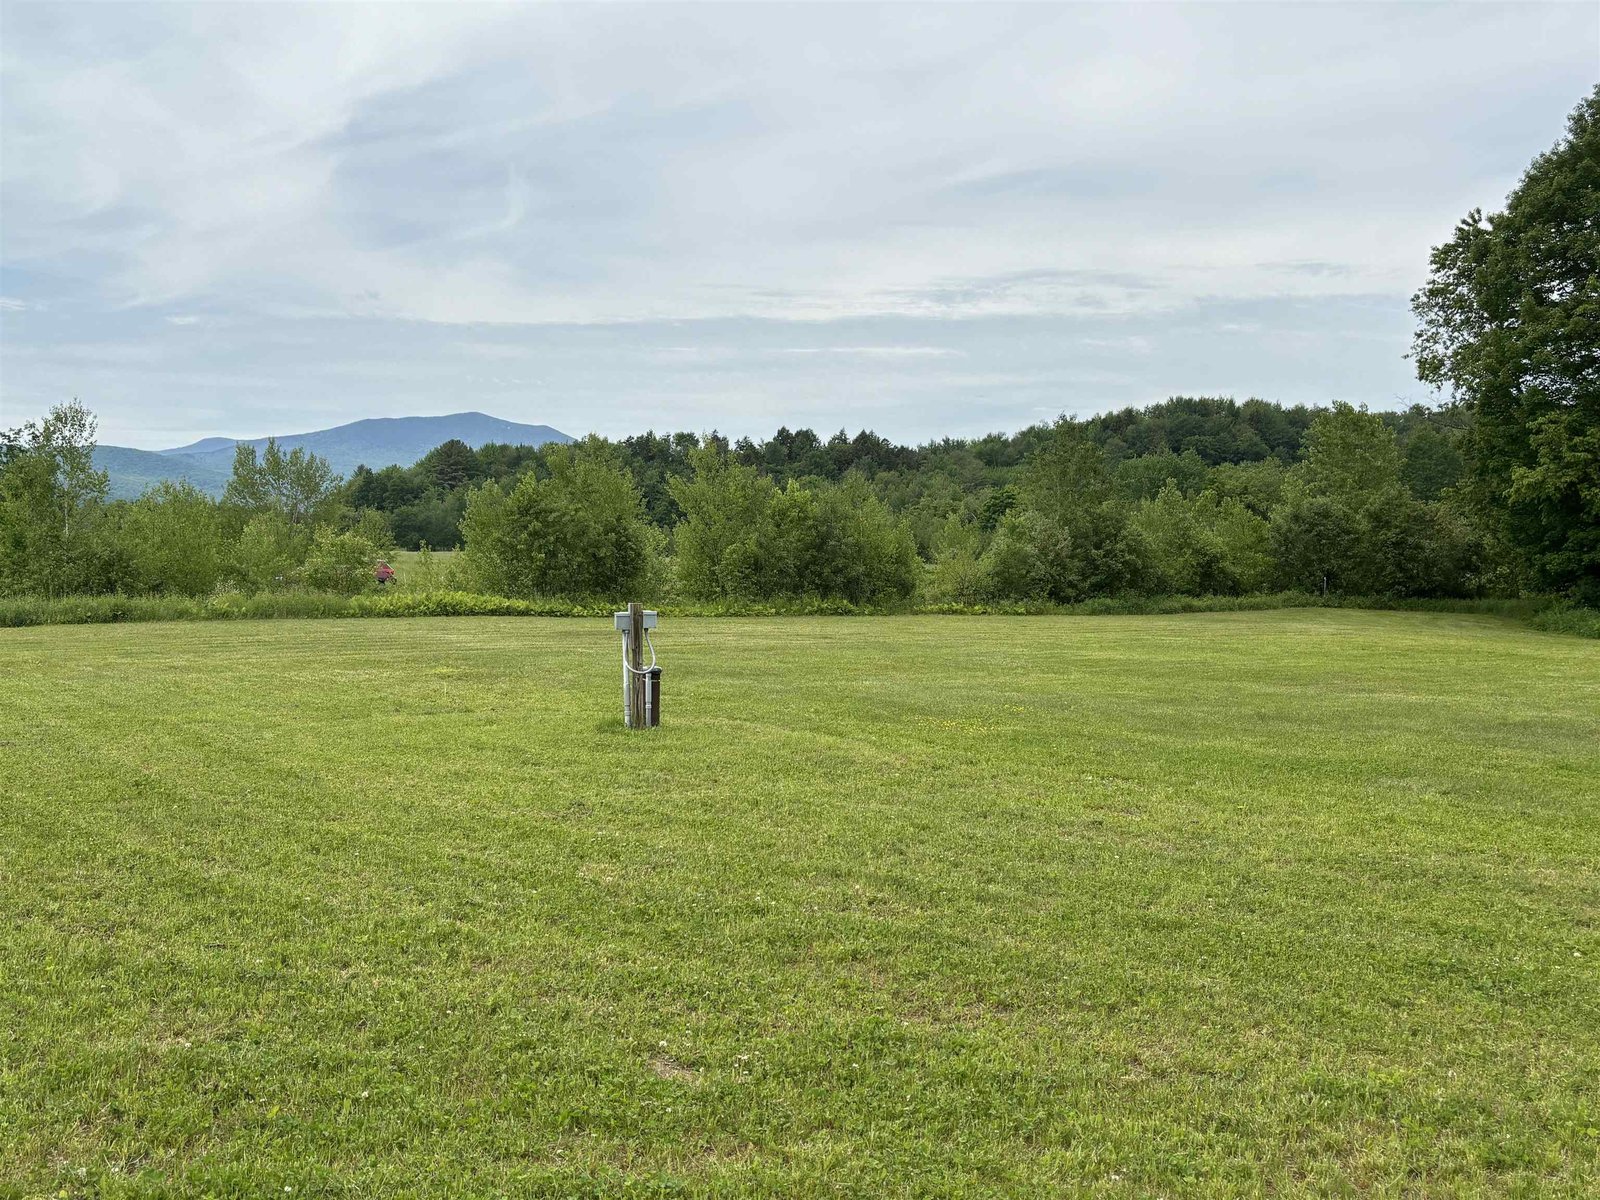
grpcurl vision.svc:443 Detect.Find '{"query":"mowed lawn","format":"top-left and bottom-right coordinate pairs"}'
top-left (2, 612), bottom-right (1597, 1197)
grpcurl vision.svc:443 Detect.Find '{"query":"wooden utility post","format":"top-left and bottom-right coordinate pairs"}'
top-left (615, 602), bottom-right (660, 728)
top-left (626, 600), bottom-right (646, 729)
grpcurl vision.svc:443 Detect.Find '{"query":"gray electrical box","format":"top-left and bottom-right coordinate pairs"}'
top-left (613, 609), bottom-right (658, 633)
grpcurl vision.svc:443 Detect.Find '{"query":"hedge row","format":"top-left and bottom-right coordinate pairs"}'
top-left (1, 588), bottom-right (1591, 634)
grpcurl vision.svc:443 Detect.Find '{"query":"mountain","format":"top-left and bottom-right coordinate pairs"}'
top-left (161, 436), bottom-right (237, 456)
top-left (97, 412), bottom-right (574, 498)
top-left (159, 412), bottom-right (574, 477)
top-left (93, 446), bottom-right (234, 501)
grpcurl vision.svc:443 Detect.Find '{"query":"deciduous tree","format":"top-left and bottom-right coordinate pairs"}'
top-left (1412, 86), bottom-right (1600, 600)
top-left (224, 439), bottom-right (340, 528)
top-left (0, 401), bottom-right (109, 596)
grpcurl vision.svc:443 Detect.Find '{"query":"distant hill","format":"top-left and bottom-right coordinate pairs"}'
top-left (163, 436), bottom-right (237, 456)
top-left (93, 445), bottom-right (234, 501)
top-left (97, 412), bottom-right (574, 498)
top-left (159, 412), bottom-right (574, 477)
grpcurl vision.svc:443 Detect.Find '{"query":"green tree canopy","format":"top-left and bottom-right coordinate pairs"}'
top-left (118, 482), bottom-right (225, 597)
top-left (1018, 419), bottom-right (1112, 523)
top-left (224, 439), bottom-right (340, 528)
top-left (1400, 425), bottom-right (1466, 502)
top-left (670, 448), bottom-right (917, 604)
top-left (460, 440), bottom-right (654, 600)
top-left (420, 439), bottom-right (478, 491)
top-left (667, 448), bottom-right (775, 600)
top-left (298, 526), bottom-right (386, 595)
top-left (1299, 403), bottom-right (1403, 501)
top-left (0, 400), bottom-right (109, 596)
top-left (1412, 86), bottom-right (1600, 601)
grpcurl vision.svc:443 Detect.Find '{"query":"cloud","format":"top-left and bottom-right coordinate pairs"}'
top-left (774, 346), bottom-right (964, 358)
top-left (0, 2), bottom-right (1593, 438)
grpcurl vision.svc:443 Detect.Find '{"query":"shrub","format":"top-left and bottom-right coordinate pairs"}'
top-left (344, 507), bottom-right (396, 554)
top-left (1270, 494), bottom-right (1362, 594)
top-left (119, 482), bottom-right (225, 597)
top-left (797, 475), bottom-right (919, 604)
top-left (922, 548), bottom-right (989, 607)
top-left (1128, 485), bottom-right (1276, 597)
top-left (460, 442), bottom-right (654, 601)
top-left (1528, 603), bottom-right (1600, 639)
top-left (671, 452), bottom-right (918, 604)
top-left (297, 527), bottom-right (384, 595)
top-left (229, 512), bottom-right (302, 594)
top-left (668, 450), bottom-right (772, 600)
top-left (979, 506), bottom-right (1146, 603)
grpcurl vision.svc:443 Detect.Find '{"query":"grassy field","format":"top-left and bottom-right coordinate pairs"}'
top-left (2, 611), bottom-right (1597, 1196)
top-left (386, 548), bottom-right (458, 582)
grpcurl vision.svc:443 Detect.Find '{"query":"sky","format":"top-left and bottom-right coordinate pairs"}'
top-left (1, 2), bottom-right (1596, 450)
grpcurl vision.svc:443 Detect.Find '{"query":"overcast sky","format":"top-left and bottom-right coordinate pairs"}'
top-left (1, 2), bottom-right (1596, 449)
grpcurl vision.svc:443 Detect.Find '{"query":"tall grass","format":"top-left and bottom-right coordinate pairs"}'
top-left (1527, 601), bottom-right (1600, 638)
top-left (0, 591), bottom-right (351, 627)
top-left (2, 587), bottom-right (1593, 634)
top-left (0, 590), bottom-right (618, 628)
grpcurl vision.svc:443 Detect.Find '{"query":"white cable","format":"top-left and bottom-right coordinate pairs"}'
top-left (622, 628), bottom-right (657, 674)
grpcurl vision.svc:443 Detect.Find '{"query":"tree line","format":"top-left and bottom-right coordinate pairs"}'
top-left (337, 395), bottom-right (1459, 550)
top-left (0, 395), bottom-right (1527, 608)
top-left (3, 86), bottom-right (1593, 610)
top-left (0, 422), bottom-right (398, 601)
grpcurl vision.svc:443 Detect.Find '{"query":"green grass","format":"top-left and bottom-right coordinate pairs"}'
top-left (386, 548), bottom-right (458, 580)
top-left (2, 611), bottom-right (1597, 1196)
